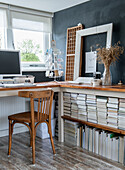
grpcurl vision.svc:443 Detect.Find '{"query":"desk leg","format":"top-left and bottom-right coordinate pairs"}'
top-left (58, 90), bottom-right (64, 142)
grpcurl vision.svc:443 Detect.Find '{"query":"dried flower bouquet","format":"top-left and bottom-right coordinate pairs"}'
top-left (96, 41), bottom-right (124, 85)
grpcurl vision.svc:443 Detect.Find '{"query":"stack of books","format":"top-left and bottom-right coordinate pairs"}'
top-left (71, 93), bottom-right (78, 118)
top-left (86, 94), bottom-right (97, 123)
top-left (63, 93), bottom-right (71, 116)
top-left (97, 96), bottom-right (107, 125)
top-left (118, 98), bottom-right (125, 130)
top-left (107, 97), bottom-right (119, 128)
top-left (64, 120), bottom-right (79, 145)
top-left (77, 94), bottom-right (87, 121)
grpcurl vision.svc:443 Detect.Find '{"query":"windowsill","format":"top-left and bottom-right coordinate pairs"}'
top-left (22, 67), bottom-right (47, 72)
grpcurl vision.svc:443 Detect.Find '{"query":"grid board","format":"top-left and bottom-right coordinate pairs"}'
top-left (66, 55), bottom-right (75, 81)
top-left (65, 25), bottom-right (83, 81)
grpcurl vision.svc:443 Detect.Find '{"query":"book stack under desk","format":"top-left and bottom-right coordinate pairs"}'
top-left (63, 92), bottom-right (71, 116)
top-left (71, 93), bottom-right (78, 118)
top-left (64, 120), bottom-right (79, 145)
top-left (87, 95), bottom-right (97, 123)
top-left (107, 97), bottom-right (119, 128)
top-left (97, 96), bottom-right (107, 125)
top-left (77, 94), bottom-right (87, 121)
top-left (118, 98), bottom-right (125, 130)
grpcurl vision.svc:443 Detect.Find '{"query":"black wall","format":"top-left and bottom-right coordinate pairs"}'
top-left (52, 0), bottom-right (125, 84)
top-left (22, 72), bottom-right (62, 83)
top-left (22, 71), bottom-right (53, 83)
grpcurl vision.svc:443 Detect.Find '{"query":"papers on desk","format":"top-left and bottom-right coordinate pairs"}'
top-left (68, 81), bottom-right (80, 84)
top-left (68, 77), bottom-right (93, 84)
top-left (1, 83), bottom-right (36, 88)
top-left (36, 84), bottom-right (48, 86)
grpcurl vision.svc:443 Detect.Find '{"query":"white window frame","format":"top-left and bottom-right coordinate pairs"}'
top-left (0, 8), bottom-right (7, 49)
top-left (0, 3), bottom-right (53, 72)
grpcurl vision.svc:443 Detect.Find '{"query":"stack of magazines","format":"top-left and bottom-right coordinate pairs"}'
top-left (97, 96), bottom-right (107, 125)
top-left (107, 97), bottom-right (119, 128)
top-left (118, 98), bottom-right (125, 130)
top-left (87, 95), bottom-right (97, 123)
top-left (71, 93), bottom-right (78, 118)
top-left (63, 92), bottom-right (71, 116)
top-left (77, 93), bottom-right (87, 121)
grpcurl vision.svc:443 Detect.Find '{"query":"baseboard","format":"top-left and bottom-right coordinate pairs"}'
top-left (0, 126), bottom-right (28, 137)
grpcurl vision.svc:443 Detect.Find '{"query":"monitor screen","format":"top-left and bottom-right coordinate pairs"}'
top-left (0, 50), bottom-right (21, 76)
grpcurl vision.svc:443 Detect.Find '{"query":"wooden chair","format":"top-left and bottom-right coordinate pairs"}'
top-left (8, 90), bottom-right (55, 164)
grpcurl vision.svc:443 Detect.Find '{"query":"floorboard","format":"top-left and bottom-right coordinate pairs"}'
top-left (0, 132), bottom-right (125, 170)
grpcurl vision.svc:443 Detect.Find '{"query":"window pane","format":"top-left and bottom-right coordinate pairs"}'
top-left (13, 29), bottom-right (50, 64)
top-left (0, 28), bottom-right (7, 49)
top-left (0, 9), bottom-right (7, 49)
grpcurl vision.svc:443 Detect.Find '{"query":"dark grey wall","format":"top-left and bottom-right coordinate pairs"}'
top-left (53, 0), bottom-right (125, 84)
top-left (22, 71), bottom-right (53, 83)
top-left (22, 72), bottom-right (62, 83)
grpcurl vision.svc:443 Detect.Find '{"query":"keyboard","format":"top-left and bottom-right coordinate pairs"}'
top-left (0, 83), bottom-right (36, 88)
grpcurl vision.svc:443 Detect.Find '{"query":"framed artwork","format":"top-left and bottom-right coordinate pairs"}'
top-left (85, 51), bottom-right (97, 73)
top-left (74, 23), bottom-right (113, 80)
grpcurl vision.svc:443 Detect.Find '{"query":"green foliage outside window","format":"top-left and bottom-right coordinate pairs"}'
top-left (17, 39), bottom-right (42, 62)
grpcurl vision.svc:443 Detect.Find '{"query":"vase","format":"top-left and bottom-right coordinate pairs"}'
top-left (102, 66), bottom-right (112, 86)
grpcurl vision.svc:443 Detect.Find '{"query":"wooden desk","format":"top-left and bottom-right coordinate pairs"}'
top-left (0, 82), bottom-right (60, 97)
top-left (0, 81), bottom-right (125, 142)
top-left (1, 81), bottom-right (125, 95)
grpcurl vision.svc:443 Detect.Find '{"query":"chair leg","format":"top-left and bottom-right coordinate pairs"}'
top-left (31, 126), bottom-right (35, 164)
top-left (30, 136), bottom-right (33, 148)
top-left (8, 120), bottom-right (12, 156)
top-left (29, 123), bottom-right (32, 147)
top-left (48, 125), bottom-right (55, 154)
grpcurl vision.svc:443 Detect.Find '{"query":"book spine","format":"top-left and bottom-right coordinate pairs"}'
top-left (77, 127), bottom-right (80, 147)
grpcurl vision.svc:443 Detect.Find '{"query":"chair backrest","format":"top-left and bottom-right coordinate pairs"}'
top-left (18, 90), bottom-right (54, 122)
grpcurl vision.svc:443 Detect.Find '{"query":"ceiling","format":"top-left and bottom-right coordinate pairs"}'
top-left (0, 0), bottom-right (90, 13)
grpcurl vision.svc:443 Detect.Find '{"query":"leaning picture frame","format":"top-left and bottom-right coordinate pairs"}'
top-left (74, 23), bottom-right (113, 80)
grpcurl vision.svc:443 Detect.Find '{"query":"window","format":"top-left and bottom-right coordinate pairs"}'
top-left (13, 29), bottom-right (50, 64)
top-left (11, 11), bottom-right (52, 71)
top-left (0, 9), bottom-right (7, 49)
top-left (0, 5), bottom-right (53, 71)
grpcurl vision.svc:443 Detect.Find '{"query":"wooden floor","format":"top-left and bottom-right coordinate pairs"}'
top-left (0, 132), bottom-right (125, 170)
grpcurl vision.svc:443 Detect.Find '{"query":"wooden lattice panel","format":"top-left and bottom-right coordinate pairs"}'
top-left (65, 55), bottom-right (75, 81)
top-left (65, 25), bottom-right (83, 81)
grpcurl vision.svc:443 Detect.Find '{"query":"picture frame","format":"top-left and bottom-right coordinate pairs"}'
top-left (74, 23), bottom-right (113, 80)
top-left (85, 51), bottom-right (97, 73)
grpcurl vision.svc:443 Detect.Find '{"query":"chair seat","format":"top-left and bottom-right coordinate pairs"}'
top-left (8, 112), bottom-right (39, 123)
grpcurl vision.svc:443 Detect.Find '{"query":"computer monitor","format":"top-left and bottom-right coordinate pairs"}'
top-left (0, 50), bottom-right (22, 78)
